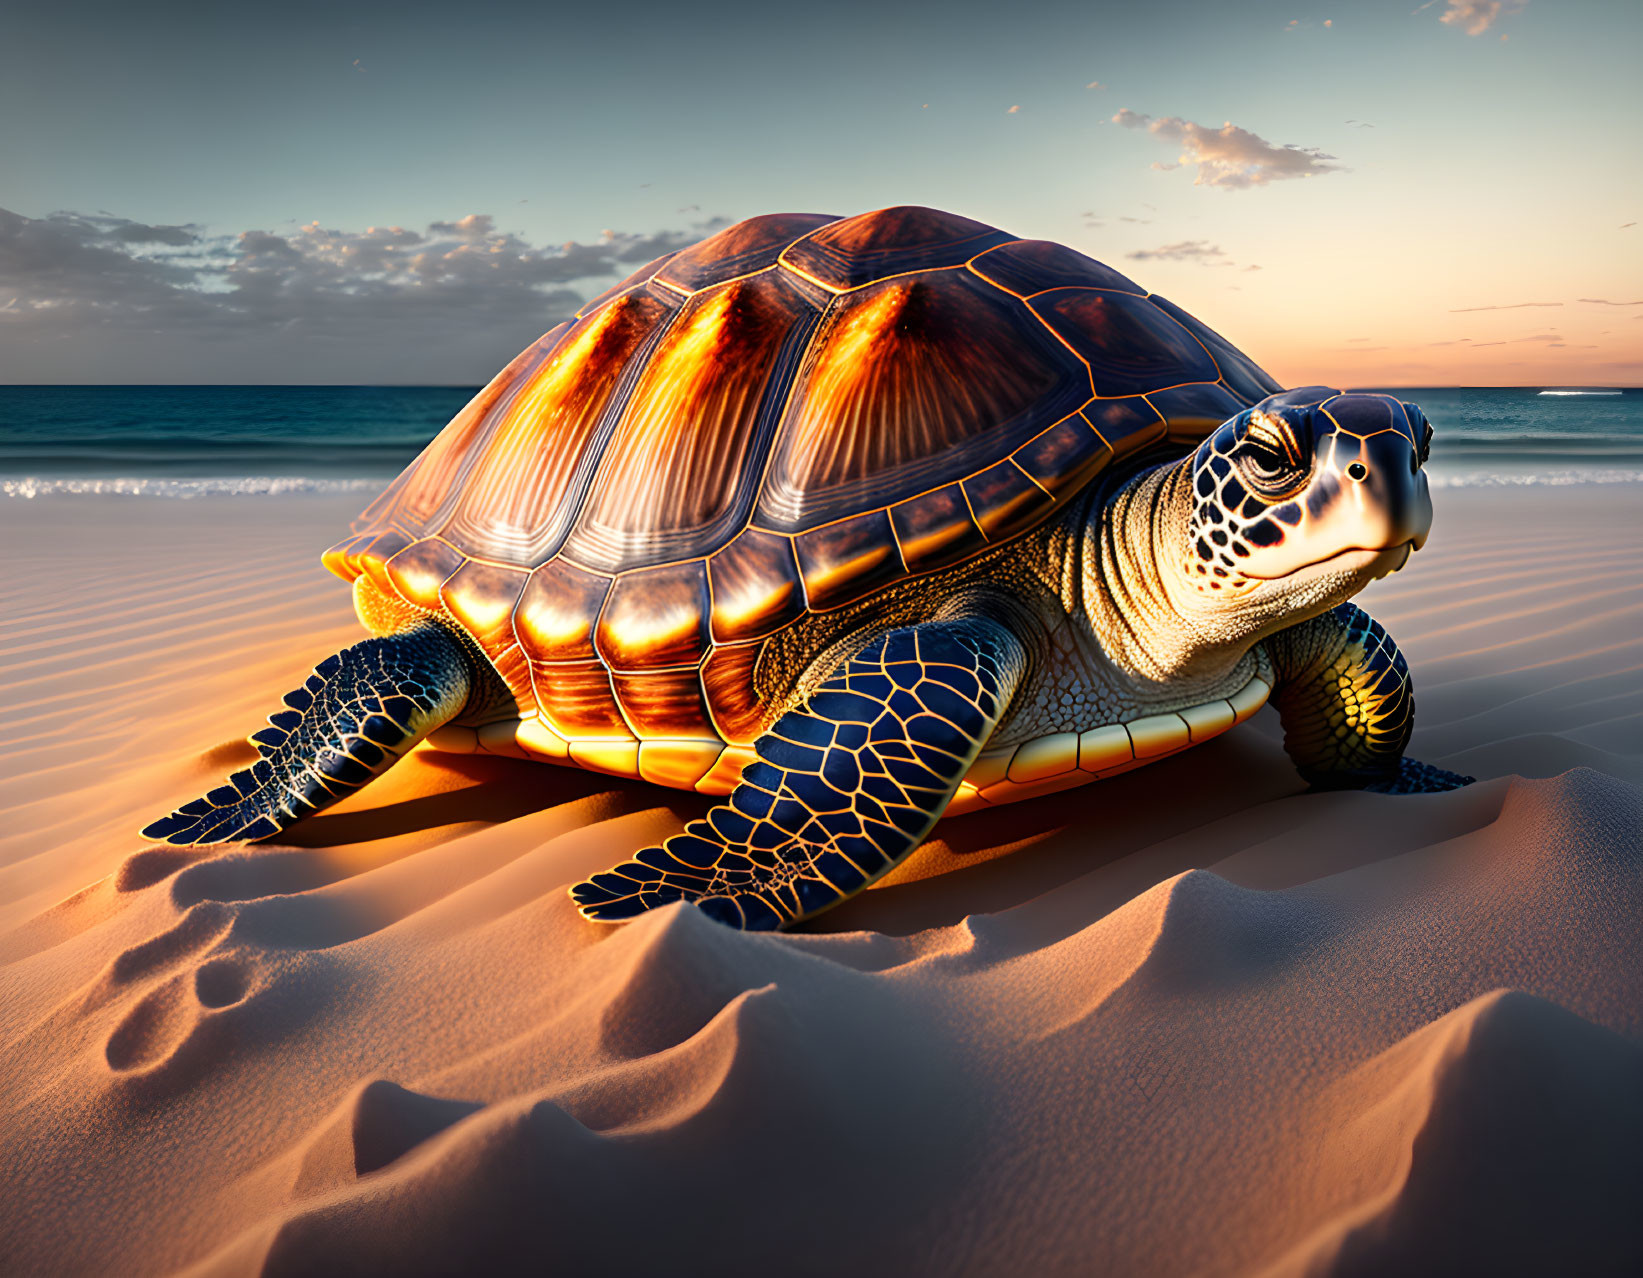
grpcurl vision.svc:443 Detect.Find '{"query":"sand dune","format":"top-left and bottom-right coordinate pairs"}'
top-left (1, 486), bottom-right (1640, 1276)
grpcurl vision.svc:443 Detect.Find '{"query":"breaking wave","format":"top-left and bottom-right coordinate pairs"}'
top-left (1426, 468), bottom-right (1643, 488)
top-left (6, 469), bottom-right (1641, 500)
top-left (1, 476), bottom-right (383, 499)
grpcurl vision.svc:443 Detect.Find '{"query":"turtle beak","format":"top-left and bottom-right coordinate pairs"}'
top-left (1335, 427), bottom-right (1433, 553)
top-left (1237, 426), bottom-right (1433, 582)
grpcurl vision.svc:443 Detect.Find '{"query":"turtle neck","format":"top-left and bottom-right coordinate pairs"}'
top-left (1075, 457), bottom-right (1263, 691)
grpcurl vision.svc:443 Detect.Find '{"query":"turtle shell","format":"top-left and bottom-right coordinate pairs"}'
top-left (324, 206), bottom-right (1281, 773)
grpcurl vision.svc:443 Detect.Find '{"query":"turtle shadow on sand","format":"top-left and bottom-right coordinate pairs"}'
top-left (810, 728), bottom-right (1300, 935)
top-left (272, 753), bottom-right (625, 848)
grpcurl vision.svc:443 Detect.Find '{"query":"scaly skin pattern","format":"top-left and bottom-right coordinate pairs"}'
top-left (753, 473), bottom-right (1276, 756)
top-left (1266, 603), bottom-right (1472, 794)
top-left (571, 619), bottom-right (1025, 930)
top-left (141, 623), bottom-right (472, 845)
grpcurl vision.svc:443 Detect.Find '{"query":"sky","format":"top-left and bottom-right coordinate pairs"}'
top-left (1, 0), bottom-right (1638, 386)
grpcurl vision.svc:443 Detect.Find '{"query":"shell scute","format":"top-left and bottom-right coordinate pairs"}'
top-left (385, 538), bottom-right (464, 612)
top-left (779, 205), bottom-right (1010, 291)
top-left (440, 559), bottom-right (528, 655)
top-left (962, 458), bottom-right (1055, 543)
top-left (489, 644), bottom-right (535, 716)
top-left (969, 239), bottom-right (1145, 297)
top-left (792, 509), bottom-right (903, 612)
top-left (638, 740), bottom-right (725, 789)
top-left (1146, 294), bottom-right (1282, 403)
top-left (700, 642), bottom-right (768, 744)
top-left (1146, 382), bottom-right (1251, 435)
top-left (530, 660), bottom-right (632, 740)
top-left (707, 527), bottom-right (805, 643)
top-left (1011, 414), bottom-right (1113, 499)
top-left (564, 271), bottom-right (821, 572)
top-left (656, 213), bottom-right (840, 292)
top-left (514, 558), bottom-right (611, 664)
top-left (362, 330), bottom-right (566, 544)
top-left (757, 271), bottom-right (1086, 533)
top-left (1084, 397), bottom-right (1168, 448)
top-left (322, 531), bottom-right (377, 582)
top-left (353, 530), bottom-right (413, 599)
top-left (443, 291), bottom-right (678, 569)
top-left (1027, 289), bottom-right (1219, 396)
top-left (888, 483), bottom-right (988, 575)
top-left (610, 667), bottom-right (717, 741)
top-left (596, 560), bottom-right (710, 670)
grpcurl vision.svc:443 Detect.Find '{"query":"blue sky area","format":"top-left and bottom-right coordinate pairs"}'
top-left (2, 0), bottom-right (1637, 384)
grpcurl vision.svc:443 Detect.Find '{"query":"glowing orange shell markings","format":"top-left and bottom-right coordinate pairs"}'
top-left (319, 206), bottom-right (1286, 785)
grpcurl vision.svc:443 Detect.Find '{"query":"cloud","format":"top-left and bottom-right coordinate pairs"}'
top-left (1112, 108), bottom-right (1341, 188)
top-left (1622, 222), bottom-right (1636, 229)
top-left (1124, 241), bottom-right (1263, 272)
top-left (1447, 300), bottom-right (1561, 311)
top-left (103, 219), bottom-right (200, 246)
top-left (0, 205), bottom-right (728, 382)
top-left (427, 213), bottom-right (495, 237)
top-left (1577, 298), bottom-right (1643, 306)
top-left (1007, 104), bottom-right (1021, 114)
top-left (1125, 240), bottom-right (1227, 262)
top-left (1436, 1), bottom-right (1526, 36)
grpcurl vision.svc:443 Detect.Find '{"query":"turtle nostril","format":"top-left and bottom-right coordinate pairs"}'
top-left (1346, 461), bottom-right (1369, 482)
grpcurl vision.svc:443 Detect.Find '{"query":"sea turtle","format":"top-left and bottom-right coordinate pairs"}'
top-left (143, 205), bottom-right (1471, 930)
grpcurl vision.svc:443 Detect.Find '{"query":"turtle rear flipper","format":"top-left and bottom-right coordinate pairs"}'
top-left (141, 622), bottom-right (472, 846)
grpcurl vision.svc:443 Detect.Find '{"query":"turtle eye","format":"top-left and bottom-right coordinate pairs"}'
top-left (1236, 410), bottom-right (1309, 496)
top-left (1243, 440), bottom-right (1287, 476)
top-left (1236, 434), bottom-right (1309, 499)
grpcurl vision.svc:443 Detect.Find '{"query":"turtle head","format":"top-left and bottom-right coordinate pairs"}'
top-left (1181, 389), bottom-right (1433, 609)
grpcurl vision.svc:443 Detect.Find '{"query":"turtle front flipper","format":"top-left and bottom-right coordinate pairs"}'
top-left (571, 617), bottom-right (1027, 930)
top-left (141, 622), bottom-right (472, 845)
top-left (1266, 602), bottom-right (1472, 795)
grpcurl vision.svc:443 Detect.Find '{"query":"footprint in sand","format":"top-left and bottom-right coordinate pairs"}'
top-left (102, 952), bottom-right (263, 1082)
top-left (97, 855), bottom-right (281, 1094)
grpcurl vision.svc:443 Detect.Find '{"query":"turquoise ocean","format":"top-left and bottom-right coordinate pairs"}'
top-left (1, 385), bottom-right (1638, 498)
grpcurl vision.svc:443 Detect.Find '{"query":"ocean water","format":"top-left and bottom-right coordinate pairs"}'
top-left (0, 384), bottom-right (1638, 498)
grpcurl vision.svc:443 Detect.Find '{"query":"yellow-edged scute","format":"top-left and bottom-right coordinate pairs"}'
top-left (326, 206), bottom-right (1283, 757)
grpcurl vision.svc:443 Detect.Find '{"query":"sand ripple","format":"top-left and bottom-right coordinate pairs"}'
top-left (1, 488), bottom-right (1639, 1276)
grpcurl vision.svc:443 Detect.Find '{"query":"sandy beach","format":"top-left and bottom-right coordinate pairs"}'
top-left (1, 483), bottom-right (1640, 1276)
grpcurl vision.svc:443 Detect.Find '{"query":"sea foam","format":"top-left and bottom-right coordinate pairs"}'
top-left (6, 470), bottom-right (1640, 499)
top-left (1, 476), bottom-right (383, 499)
top-left (1426, 469), bottom-right (1643, 488)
